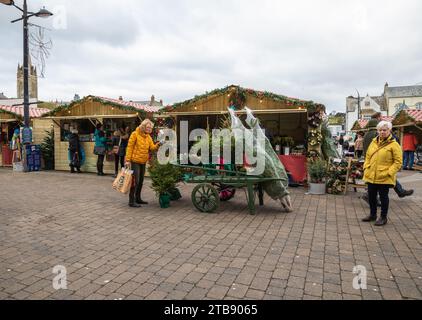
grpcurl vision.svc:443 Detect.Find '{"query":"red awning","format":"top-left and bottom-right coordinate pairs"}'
top-left (0, 105), bottom-right (50, 118)
top-left (96, 96), bottom-right (162, 113)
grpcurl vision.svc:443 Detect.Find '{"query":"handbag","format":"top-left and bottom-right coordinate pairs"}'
top-left (112, 138), bottom-right (121, 155)
top-left (93, 146), bottom-right (106, 155)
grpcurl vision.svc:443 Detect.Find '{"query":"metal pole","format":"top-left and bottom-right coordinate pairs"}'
top-left (23, 0), bottom-right (29, 128)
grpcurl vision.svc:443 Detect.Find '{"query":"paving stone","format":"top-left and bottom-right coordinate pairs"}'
top-left (0, 169), bottom-right (421, 301)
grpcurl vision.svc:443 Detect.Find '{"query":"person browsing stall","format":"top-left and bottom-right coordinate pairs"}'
top-left (125, 119), bottom-right (161, 208)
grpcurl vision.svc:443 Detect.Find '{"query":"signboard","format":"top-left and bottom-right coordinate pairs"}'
top-left (22, 127), bottom-right (32, 144)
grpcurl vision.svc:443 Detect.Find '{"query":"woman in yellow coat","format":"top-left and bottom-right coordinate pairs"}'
top-left (125, 119), bottom-right (160, 207)
top-left (362, 121), bottom-right (402, 226)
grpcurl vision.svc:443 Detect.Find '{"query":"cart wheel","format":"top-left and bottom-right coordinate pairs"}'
top-left (191, 183), bottom-right (220, 213)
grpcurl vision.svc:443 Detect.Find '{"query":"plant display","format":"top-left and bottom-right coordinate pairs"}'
top-left (308, 159), bottom-right (327, 183)
top-left (280, 136), bottom-right (295, 147)
top-left (326, 159), bottom-right (348, 194)
top-left (308, 129), bottom-right (323, 147)
top-left (308, 111), bottom-right (323, 128)
top-left (148, 159), bottom-right (183, 197)
top-left (40, 129), bottom-right (54, 170)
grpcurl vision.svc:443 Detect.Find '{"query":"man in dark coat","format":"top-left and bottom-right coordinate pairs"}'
top-left (361, 114), bottom-right (413, 205)
top-left (68, 129), bottom-right (81, 173)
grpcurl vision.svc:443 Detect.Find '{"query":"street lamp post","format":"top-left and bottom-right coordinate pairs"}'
top-left (2, 0), bottom-right (52, 132)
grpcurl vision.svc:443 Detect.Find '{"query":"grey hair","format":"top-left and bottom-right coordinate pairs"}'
top-left (377, 121), bottom-right (392, 130)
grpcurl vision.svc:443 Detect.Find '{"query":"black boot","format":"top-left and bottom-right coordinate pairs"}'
top-left (398, 189), bottom-right (414, 198)
top-left (362, 215), bottom-right (377, 222)
top-left (136, 199), bottom-right (148, 205)
top-left (374, 217), bottom-right (388, 226)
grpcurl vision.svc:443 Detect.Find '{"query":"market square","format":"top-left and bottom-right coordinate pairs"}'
top-left (1, 0), bottom-right (422, 302)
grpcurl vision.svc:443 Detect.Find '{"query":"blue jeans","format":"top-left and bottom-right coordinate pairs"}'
top-left (394, 180), bottom-right (404, 195)
top-left (403, 151), bottom-right (415, 169)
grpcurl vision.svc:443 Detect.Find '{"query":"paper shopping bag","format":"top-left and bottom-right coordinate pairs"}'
top-left (113, 168), bottom-right (133, 194)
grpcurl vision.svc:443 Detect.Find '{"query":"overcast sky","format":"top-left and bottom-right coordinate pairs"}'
top-left (1, 0), bottom-right (421, 112)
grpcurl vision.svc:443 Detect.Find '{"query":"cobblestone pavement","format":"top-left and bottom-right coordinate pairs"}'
top-left (0, 168), bottom-right (421, 300)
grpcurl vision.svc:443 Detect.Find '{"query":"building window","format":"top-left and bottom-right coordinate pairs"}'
top-left (365, 101), bottom-right (370, 107)
top-left (416, 102), bottom-right (422, 110)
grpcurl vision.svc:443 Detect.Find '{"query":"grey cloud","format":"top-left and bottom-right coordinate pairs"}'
top-left (1, 0), bottom-right (422, 111)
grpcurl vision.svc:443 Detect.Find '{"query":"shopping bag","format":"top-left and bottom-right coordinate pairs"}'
top-left (112, 168), bottom-right (133, 194)
top-left (93, 146), bottom-right (106, 155)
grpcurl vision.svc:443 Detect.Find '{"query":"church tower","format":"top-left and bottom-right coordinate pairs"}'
top-left (17, 56), bottom-right (38, 99)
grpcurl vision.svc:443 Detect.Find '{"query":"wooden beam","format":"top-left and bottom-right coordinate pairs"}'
top-left (43, 114), bottom-right (139, 120)
top-left (163, 109), bottom-right (307, 116)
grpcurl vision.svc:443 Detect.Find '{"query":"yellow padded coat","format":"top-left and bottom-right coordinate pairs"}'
top-left (125, 127), bottom-right (159, 164)
top-left (363, 135), bottom-right (402, 186)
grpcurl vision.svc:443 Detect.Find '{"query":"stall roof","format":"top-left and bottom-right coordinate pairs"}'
top-left (392, 109), bottom-right (422, 126)
top-left (161, 85), bottom-right (325, 114)
top-left (0, 104), bottom-right (50, 119)
top-left (44, 95), bottom-right (163, 118)
top-left (405, 110), bottom-right (422, 122)
top-left (353, 116), bottom-right (394, 130)
top-left (96, 96), bottom-right (162, 113)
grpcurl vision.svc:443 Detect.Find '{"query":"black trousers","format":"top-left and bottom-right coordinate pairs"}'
top-left (129, 163), bottom-right (146, 204)
top-left (368, 183), bottom-right (390, 218)
top-left (69, 150), bottom-right (80, 171)
top-left (97, 154), bottom-right (105, 173)
top-left (114, 154), bottom-right (124, 173)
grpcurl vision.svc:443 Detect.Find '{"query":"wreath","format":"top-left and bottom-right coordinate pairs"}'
top-left (308, 111), bottom-right (323, 128)
top-left (228, 88), bottom-right (246, 110)
top-left (308, 129), bottom-right (323, 146)
top-left (307, 150), bottom-right (321, 162)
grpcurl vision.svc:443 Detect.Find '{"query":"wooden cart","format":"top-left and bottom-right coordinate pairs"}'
top-left (173, 163), bottom-right (283, 215)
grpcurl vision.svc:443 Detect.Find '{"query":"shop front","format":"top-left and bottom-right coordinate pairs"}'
top-left (43, 96), bottom-right (161, 174)
top-left (0, 105), bottom-right (49, 167)
top-left (160, 85), bottom-right (326, 183)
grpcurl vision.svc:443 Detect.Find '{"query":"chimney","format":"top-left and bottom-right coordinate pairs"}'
top-left (119, 96), bottom-right (123, 101)
top-left (150, 95), bottom-right (155, 105)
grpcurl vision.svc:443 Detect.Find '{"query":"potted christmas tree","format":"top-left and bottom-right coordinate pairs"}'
top-left (148, 159), bottom-right (183, 208)
top-left (308, 159), bottom-right (327, 195)
top-left (280, 137), bottom-right (295, 155)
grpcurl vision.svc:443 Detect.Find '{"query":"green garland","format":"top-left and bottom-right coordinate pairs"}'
top-left (43, 96), bottom-right (148, 117)
top-left (161, 85), bottom-right (325, 113)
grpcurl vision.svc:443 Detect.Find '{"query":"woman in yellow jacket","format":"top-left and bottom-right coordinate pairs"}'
top-left (125, 119), bottom-right (160, 207)
top-left (362, 121), bottom-right (402, 226)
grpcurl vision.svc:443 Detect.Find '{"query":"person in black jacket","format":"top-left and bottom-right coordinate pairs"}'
top-left (68, 128), bottom-right (81, 173)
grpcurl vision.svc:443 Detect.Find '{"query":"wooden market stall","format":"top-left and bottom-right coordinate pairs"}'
top-left (42, 96), bottom-right (162, 174)
top-left (0, 105), bottom-right (50, 167)
top-left (391, 110), bottom-right (422, 145)
top-left (160, 85), bottom-right (326, 183)
top-left (351, 116), bottom-right (394, 133)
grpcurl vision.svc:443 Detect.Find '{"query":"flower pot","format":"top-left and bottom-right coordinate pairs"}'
top-left (283, 146), bottom-right (290, 155)
top-left (309, 182), bottom-right (326, 195)
top-left (159, 193), bottom-right (171, 208)
top-left (275, 145), bottom-right (281, 154)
